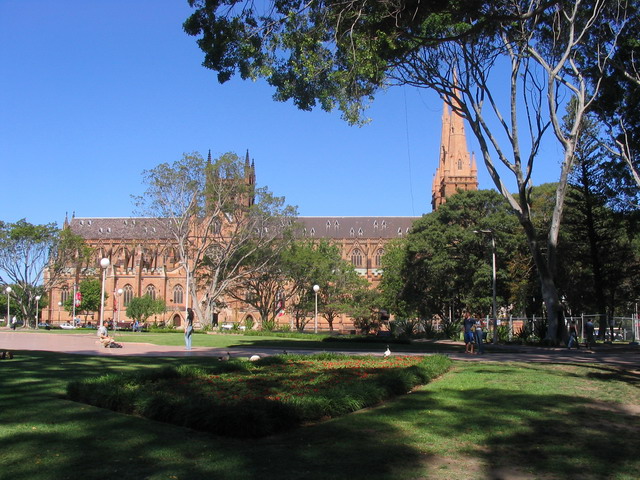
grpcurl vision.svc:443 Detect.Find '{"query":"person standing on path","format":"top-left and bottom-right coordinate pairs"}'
top-left (463, 311), bottom-right (475, 354)
top-left (474, 316), bottom-right (485, 355)
top-left (184, 308), bottom-right (194, 350)
top-left (585, 318), bottom-right (595, 350)
top-left (568, 320), bottom-right (579, 349)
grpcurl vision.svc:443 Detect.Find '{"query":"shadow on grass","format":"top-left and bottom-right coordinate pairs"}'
top-left (1, 352), bottom-right (638, 480)
top-left (0, 352), bottom-right (433, 480)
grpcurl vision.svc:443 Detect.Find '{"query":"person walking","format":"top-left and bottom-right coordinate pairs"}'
top-left (567, 320), bottom-right (579, 349)
top-left (184, 308), bottom-right (194, 350)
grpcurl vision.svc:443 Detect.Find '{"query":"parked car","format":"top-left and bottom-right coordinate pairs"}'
top-left (37, 322), bottom-right (52, 330)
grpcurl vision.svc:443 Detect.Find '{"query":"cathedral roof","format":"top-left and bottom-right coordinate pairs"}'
top-left (69, 217), bottom-right (174, 240)
top-left (295, 216), bottom-right (420, 240)
top-left (68, 216), bottom-right (420, 242)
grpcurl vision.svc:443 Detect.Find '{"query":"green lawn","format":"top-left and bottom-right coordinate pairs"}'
top-left (1, 350), bottom-right (638, 480)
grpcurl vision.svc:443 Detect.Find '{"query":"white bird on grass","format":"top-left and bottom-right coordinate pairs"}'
top-left (249, 354), bottom-right (261, 362)
top-left (383, 345), bottom-right (391, 358)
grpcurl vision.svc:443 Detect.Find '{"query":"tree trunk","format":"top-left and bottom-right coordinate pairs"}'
top-left (518, 212), bottom-right (564, 344)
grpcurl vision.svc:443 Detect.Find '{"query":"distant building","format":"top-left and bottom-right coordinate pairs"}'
top-left (45, 98), bottom-right (476, 332)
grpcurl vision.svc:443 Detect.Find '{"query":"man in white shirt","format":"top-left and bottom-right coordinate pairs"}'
top-left (97, 323), bottom-right (113, 347)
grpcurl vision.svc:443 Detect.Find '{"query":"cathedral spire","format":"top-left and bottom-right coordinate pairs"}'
top-left (431, 93), bottom-right (478, 211)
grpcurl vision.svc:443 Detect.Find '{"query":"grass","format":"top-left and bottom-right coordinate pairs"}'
top-left (1, 350), bottom-right (638, 480)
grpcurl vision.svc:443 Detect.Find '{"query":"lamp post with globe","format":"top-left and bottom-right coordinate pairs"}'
top-left (99, 258), bottom-right (110, 328)
top-left (313, 285), bottom-right (320, 334)
top-left (35, 295), bottom-right (41, 328)
top-left (5, 286), bottom-right (11, 328)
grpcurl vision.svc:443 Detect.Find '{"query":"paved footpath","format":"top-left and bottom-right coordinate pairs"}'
top-left (1, 330), bottom-right (638, 369)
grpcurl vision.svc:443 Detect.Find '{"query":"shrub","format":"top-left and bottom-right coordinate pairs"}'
top-left (243, 316), bottom-right (255, 330)
top-left (66, 354), bottom-right (452, 438)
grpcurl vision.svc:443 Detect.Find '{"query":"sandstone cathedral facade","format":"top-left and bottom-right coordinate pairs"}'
top-left (44, 98), bottom-right (477, 332)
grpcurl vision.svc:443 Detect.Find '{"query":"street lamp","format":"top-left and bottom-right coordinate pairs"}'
top-left (474, 229), bottom-right (498, 344)
top-left (58, 301), bottom-right (62, 323)
top-left (313, 284), bottom-right (320, 334)
top-left (99, 257), bottom-right (110, 328)
top-left (35, 295), bottom-right (41, 329)
top-left (181, 260), bottom-right (190, 322)
top-left (5, 286), bottom-right (11, 328)
top-left (114, 288), bottom-right (123, 331)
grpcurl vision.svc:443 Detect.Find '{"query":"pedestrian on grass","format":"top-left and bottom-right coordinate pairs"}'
top-left (184, 308), bottom-right (194, 350)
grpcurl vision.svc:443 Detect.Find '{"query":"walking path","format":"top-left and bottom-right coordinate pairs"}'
top-left (1, 330), bottom-right (638, 369)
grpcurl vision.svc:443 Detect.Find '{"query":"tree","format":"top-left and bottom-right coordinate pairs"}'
top-left (227, 242), bottom-right (292, 331)
top-left (0, 219), bottom-right (89, 327)
top-left (66, 279), bottom-right (105, 324)
top-left (398, 190), bottom-right (523, 335)
top-left (185, 0), bottom-right (632, 343)
top-left (557, 110), bottom-right (640, 330)
top-left (378, 238), bottom-right (415, 319)
top-left (134, 151), bottom-right (297, 326)
top-left (345, 285), bottom-right (384, 335)
top-left (584, 0), bottom-right (640, 190)
top-left (280, 239), bottom-right (345, 331)
top-left (318, 264), bottom-right (369, 332)
top-left (274, 238), bottom-right (371, 332)
top-left (126, 296), bottom-right (167, 325)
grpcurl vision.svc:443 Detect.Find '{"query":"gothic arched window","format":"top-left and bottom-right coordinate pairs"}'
top-left (145, 284), bottom-right (156, 300)
top-left (351, 248), bottom-right (363, 267)
top-left (375, 249), bottom-right (384, 267)
top-left (60, 286), bottom-right (69, 304)
top-left (123, 285), bottom-right (134, 306)
top-left (173, 285), bottom-right (184, 305)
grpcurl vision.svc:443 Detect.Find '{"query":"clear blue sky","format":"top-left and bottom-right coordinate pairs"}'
top-left (0, 0), bottom-right (562, 227)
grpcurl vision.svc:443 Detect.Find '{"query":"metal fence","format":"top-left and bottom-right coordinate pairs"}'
top-left (488, 314), bottom-right (640, 343)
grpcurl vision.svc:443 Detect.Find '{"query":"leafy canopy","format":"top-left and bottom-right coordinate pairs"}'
top-left (126, 295), bottom-right (167, 324)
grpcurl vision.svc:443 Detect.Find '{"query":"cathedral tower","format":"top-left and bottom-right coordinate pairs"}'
top-left (431, 96), bottom-right (478, 210)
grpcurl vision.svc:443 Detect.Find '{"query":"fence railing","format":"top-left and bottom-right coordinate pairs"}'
top-left (483, 314), bottom-right (640, 343)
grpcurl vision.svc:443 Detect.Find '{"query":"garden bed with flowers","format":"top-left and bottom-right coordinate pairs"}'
top-left (66, 353), bottom-right (452, 437)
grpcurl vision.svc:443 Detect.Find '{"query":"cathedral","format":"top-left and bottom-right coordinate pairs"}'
top-left (44, 98), bottom-right (477, 332)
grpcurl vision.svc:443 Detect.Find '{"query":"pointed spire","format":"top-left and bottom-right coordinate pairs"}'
top-left (207, 149), bottom-right (212, 164)
top-left (432, 91), bottom-right (478, 211)
top-left (63, 212), bottom-right (69, 229)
